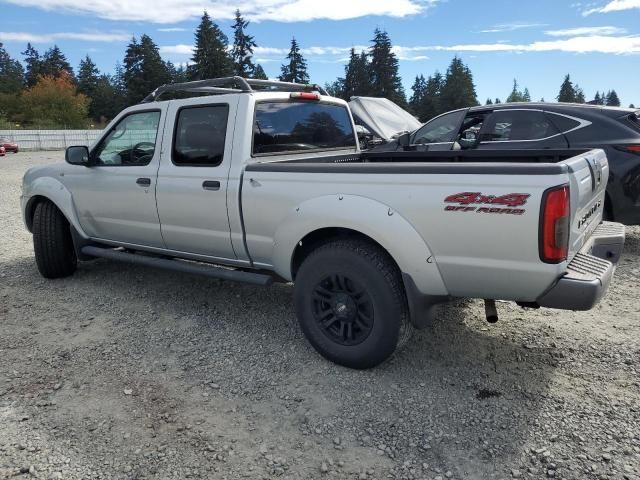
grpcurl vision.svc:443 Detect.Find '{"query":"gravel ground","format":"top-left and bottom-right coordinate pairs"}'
top-left (1, 151), bottom-right (639, 480)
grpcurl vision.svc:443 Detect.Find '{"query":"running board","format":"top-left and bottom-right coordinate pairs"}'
top-left (80, 246), bottom-right (273, 286)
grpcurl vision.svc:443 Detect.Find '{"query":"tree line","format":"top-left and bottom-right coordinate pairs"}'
top-left (0, 12), bottom-right (634, 129)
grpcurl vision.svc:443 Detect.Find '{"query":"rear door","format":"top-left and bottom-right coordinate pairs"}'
top-left (477, 109), bottom-right (569, 150)
top-left (156, 95), bottom-right (239, 260)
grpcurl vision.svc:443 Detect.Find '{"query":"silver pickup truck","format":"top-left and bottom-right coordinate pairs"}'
top-left (21, 77), bottom-right (625, 369)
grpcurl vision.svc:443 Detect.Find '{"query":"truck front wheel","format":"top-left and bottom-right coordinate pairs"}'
top-left (294, 239), bottom-right (410, 369)
top-left (32, 200), bottom-right (77, 279)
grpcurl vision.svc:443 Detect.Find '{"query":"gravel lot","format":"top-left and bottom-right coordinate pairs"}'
top-left (1, 151), bottom-right (639, 480)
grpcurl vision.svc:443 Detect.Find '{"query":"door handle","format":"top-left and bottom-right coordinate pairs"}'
top-left (202, 180), bottom-right (221, 191)
top-left (136, 177), bottom-right (151, 187)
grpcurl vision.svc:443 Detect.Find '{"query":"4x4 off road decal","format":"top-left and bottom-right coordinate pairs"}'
top-left (444, 192), bottom-right (530, 215)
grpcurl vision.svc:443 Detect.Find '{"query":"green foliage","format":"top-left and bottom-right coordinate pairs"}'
top-left (17, 72), bottom-right (89, 128)
top-left (189, 11), bottom-right (233, 81)
top-left (40, 46), bottom-right (74, 80)
top-left (342, 49), bottom-right (370, 99)
top-left (231, 10), bottom-right (257, 77)
top-left (0, 43), bottom-right (25, 95)
top-left (605, 89), bottom-right (621, 107)
top-left (505, 79), bottom-right (531, 103)
top-left (22, 43), bottom-right (42, 87)
top-left (631, 104), bottom-right (636, 109)
top-left (124, 34), bottom-right (171, 104)
top-left (439, 56), bottom-right (478, 111)
top-left (368, 29), bottom-right (405, 106)
top-left (557, 74), bottom-right (577, 102)
top-left (253, 64), bottom-right (268, 80)
top-left (280, 38), bottom-right (309, 84)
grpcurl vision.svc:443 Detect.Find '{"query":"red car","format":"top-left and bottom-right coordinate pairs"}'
top-left (0, 138), bottom-right (18, 153)
top-left (0, 146), bottom-right (5, 156)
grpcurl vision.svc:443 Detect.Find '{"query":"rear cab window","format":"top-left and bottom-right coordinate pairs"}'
top-left (253, 101), bottom-right (356, 155)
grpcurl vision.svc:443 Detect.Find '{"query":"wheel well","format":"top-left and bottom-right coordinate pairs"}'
top-left (25, 195), bottom-right (49, 232)
top-left (291, 227), bottom-right (398, 280)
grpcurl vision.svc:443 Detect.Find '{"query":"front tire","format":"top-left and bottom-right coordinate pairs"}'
top-left (33, 201), bottom-right (77, 278)
top-left (294, 239), bottom-right (410, 369)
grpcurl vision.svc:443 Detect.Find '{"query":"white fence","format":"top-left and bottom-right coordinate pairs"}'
top-left (0, 130), bottom-right (103, 151)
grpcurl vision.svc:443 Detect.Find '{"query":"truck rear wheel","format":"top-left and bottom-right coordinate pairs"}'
top-left (294, 239), bottom-right (410, 369)
top-left (33, 200), bottom-right (77, 278)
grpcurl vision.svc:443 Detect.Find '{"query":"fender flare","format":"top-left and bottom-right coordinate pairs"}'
top-left (23, 176), bottom-right (87, 239)
top-left (270, 194), bottom-right (448, 298)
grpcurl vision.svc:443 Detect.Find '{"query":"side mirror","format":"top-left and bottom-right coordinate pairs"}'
top-left (397, 132), bottom-right (411, 147)
top-left (66, 145), bottom-right (90, 166)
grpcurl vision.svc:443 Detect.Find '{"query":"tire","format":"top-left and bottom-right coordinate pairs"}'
top-left (32, 201), bottom-right (77, 278)
top-left (294, 239), bottom-right (411, 369)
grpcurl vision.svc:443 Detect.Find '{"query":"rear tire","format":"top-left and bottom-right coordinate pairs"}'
top-left (33, 201), bottom-right (77, 278)
top-left (294, 239), bottom-right (410, 369)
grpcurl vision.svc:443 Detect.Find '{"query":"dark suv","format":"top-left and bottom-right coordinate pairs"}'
top-left (377, 103), bottom-right (640, 225)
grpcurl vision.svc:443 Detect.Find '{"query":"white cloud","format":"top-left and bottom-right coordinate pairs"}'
top-left (545, 25), bottom-right (627, 36)
top-left (431, 35), bottom-right (640, 54)
top-left (157, 27), bottom-right (188, 32)
top-left (1, 0), bottom-right (440, 24)
top-left (480, 22), bottom-right (548, 33)
top-left (584, 0), bottom-right (640, 14)
top-left (159, 44), bottom-right (195, 55)
top-left (0, 31), bottom-right (130, 43)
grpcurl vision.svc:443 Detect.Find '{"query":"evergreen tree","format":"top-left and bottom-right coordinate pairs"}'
top-left (495, 98), bottom-right (501, 104)
top-left (279, 37), bottom-right (309, 84)
top-left (324, 80), bottom-right (344, 98)
top-left (421, 72), bottom-right (443, 120)
top-left (77, 55), bottom-right (100, 118)
top-left (368, 28), bottom-right (405, 105)
top-left (231, 10), bottom-right (257, 77)
top-left (90, 74), bottom-right (119, 123)
top-left (630, 104), bottom-right (636, 109)
top-left (40, 45), bottom-right (74, 79)
top-left (0, 42), bottom-right (24, 94)
top-left (557, 74), bottom-right (576, 103)
top-left (439, 56), bottom-right (477, 111)
top-left (606, 89), bottom-right (621, 107)
top-left (342, 49), bottom-right (370, 99)
top-left (124, 34), bottom-right (171, 104)
top-left (253, 64), bottom-right (268, 80)
top-left (574, 85), bottom-right (585, 104)
top-left (189, 11), bottom-right (233, 81)
top-left (173, 64), bottom-right (189, 83)
top-left (506, 79), bottom-right (531, 103)
top-left (486, 98), bottom-right (493, 105)
top-left (410, 74), bottom-right (427, 115)
top-left (22, 43), bottom-right (42, 87)
top-left (593, 91), bottom-right (603, 105)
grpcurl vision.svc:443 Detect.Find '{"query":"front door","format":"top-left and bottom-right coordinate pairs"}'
top-left (156, 97), bottom-right (238, 260)
top-left (68, 108), bottom-right (166, 247)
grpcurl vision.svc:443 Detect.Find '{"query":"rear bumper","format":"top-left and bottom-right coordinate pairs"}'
top-left (537, 222), bottom-right (625, 311)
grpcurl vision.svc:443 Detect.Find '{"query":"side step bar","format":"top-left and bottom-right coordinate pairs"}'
top-left (81, 246), bottom-right (273, 286)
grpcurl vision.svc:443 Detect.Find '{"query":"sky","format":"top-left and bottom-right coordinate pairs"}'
top-left (1, 0), bottom-right (639, 106)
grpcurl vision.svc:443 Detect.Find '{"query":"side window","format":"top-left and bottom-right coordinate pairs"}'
top-left (173, 105), bottom-right (229, 166)
top-left (546, 112), bottom-right (581, 133)
top-left (479, 110), bottom-right (560, 142)
top-left (412, 110), bottom-right (466, 144)
top-left (253, 101), bottom-right (356, 155)
top-left (93, 111), bottom-right (160, 166)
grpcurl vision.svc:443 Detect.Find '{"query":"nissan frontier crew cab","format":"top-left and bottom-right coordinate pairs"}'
top-left (21, 77), bottom-right (626, 369)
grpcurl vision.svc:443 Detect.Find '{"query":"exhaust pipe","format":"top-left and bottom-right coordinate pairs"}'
top-left (484, 299), bottom-right (498, 323)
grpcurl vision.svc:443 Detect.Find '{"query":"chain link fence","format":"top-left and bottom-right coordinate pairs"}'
top-left (0, 130), bottom-right (103, 151)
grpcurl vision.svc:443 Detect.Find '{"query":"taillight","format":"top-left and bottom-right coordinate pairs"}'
top-left (290, 92), bottom-right (320, 100)
top-left (540, 185), bottom-right (570, 263)
top-left (616, 144), bottom-right (640, 154)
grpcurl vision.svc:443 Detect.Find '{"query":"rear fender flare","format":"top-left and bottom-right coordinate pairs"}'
top-left (270, 194), bottom-right (448, 297)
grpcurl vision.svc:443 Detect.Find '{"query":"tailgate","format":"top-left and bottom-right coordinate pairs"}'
top-left (563, 149), bottom-right (609, 259)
